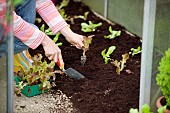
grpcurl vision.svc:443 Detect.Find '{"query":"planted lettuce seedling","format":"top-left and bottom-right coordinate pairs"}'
top-left (129, 46), bottom-right (142, 56)
top-left (81, 35), bottom-right (94, 65)
top-left (101, 46), bottom-right (116, 64)
top-left (104, 26), bottom-right (121, 39)
top-left (111, 53), bottom-right (129, 75)
top-left (81, 21), bottom-right (102, 32)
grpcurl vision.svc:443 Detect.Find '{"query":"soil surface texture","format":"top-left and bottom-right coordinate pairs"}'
top-left (28, 0), bottom-right (141, 113)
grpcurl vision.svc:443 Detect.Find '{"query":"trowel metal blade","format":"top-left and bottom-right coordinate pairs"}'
top-left (63, 68), bottom-right (85, 80)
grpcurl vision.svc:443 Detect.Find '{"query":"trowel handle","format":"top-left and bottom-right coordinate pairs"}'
top-left (56, 59), bottom-right (64, 70)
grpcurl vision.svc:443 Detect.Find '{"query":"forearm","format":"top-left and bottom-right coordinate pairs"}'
top-left (13, 11), bottom-right (45, 49)
top-left (59, 25), bottom-right (74, 39)
top-left (36, 0), bottom-right (67, 34)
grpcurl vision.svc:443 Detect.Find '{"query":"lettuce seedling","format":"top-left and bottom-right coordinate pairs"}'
top-left (81, 21), bottom-right (102, 32)
top-left (101, 46), bottom-right (116, 64)
top-left (104, 26), bottom-right (121, 39)
top-left (111, 53), bottom-right (129, 75)
top-left (81, 35), bottom-right (94, 65)
top-left (57, 0), bottom-right (70, 10)
top-left (74, 12), bottom-right (89, 20)
top-left (129, 46), bottom-right (142, 56)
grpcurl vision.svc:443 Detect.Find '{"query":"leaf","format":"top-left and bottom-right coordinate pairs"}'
top-left (106, 46), bottom-right (116, 58)
top-left (129, 108), bottom-right (139, 113)
top-left (82, 35), bottom-right (94, 55)
top-left (53, 33), bottom-right (61, 43)
top-left (40, 24), bottom-right (45, 32)
top-left (81, 21), bottom-right (102, 32)
top-left (130, 46), bottom-right (142, 56)
top-left (120, 53), bottom-right (129, 71)
top-left (157, 105), bottom-right (166, 113)
top-left (141, 104), bottom-right (152, 113)
top-left (57, 0), bottom-right (70, 10)
top-left (104, 26), bottom-right (121, 39)
top-left (74, 11), bottom-right (89, 20)
top-left (111, 53), bottom-right (129, 75)
top-left (56, 42), bottom-right (63, 46)
top-left (101, 46), bottom-right (116, 64)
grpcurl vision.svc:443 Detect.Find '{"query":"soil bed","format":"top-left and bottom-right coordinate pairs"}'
top-left (29, 0), bottom-right (141, 112)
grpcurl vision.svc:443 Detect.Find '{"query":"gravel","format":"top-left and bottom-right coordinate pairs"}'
top-left (14, 90), bottom-right (78, 113)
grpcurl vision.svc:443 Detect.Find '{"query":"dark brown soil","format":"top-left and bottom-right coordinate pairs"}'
top-left (29, 0), bottom-right (141, 112)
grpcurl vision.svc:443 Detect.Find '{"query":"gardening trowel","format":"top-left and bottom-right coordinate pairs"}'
top-left (56, 59), bottom-right (85, 80)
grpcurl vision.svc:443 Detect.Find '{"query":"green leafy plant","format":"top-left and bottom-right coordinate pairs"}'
top-left (104, 26), bottom-right (121, 39)
top-left (15, 54), bottom-right (63, 94)
top-left (57, 0), bottom-right (70, 10)
top-left (129, 46), bottom-right (142, 56)
top-left (111, 53), bottom-right (129, 75)
top-left (129, 103), bottom-right (166, 113)
top-left (81, 21), bottom-right (102, 32)
top-left (101, 46), bottom-right (116, 64)
top-left (156, 48), bottom-right (170, 107)
top-left (74, 12), bottom-right (89, 20)
top-left (81, 35), bottom-right (94, 65)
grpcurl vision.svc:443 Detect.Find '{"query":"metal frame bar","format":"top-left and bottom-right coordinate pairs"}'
top-left (104, 0), bottom-right (108, 18)
top-left (6, 0), bottom-right (14, 112)
top-left (139, 0), bottom-right (156, 110)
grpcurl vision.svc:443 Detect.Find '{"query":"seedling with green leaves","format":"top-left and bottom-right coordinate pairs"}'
top-left (81, 21), bottom-right (102, 32)
top-left (74, 12), bottom-right (89, 20)
top-left (129, 46), bottom-right (142, 56)
top-left (101, 46), bottom-right (116, 64)
top-left (111, 53), bottom-right (129, 75)
top-left (104, 26), bottom-right (121, 39)
top-left (81, 35), bottom-right (94, 65)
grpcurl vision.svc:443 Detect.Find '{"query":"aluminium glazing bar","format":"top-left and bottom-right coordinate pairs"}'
top-left (6, 0), bottom-right (14, 112)
top-left (139, 0), bottom-right (156, 110)
top-left (104, 0), bottom-right (108, 18)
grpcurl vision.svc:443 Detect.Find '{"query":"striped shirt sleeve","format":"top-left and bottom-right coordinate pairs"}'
top-left (13, 11), bottom-right (46, 49)
top-left (36, 0), bottom-right (68, 34)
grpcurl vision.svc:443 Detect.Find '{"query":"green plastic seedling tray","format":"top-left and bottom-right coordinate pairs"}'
top-left (14, 76), bottom-right (48, 97)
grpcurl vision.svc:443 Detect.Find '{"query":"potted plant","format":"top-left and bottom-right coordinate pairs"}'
top-left (14, 54), bottom-right (63, 97)
top-left (156, 48), bottom-right (170, 113)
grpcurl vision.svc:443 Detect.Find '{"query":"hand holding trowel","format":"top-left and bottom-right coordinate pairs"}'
top-left (56, 58), bottom-right (85, 80)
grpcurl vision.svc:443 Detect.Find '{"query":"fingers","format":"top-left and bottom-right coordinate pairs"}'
top-left (45, 48), bottom-right (62, 63)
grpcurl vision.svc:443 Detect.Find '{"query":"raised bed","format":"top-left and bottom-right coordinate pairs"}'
top-left (29, 0), bottom-right (141, 112)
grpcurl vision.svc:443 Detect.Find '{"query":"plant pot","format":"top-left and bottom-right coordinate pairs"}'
top-left (14, 76), bottom-right (49, 97)
top-left (156, 96), bottom-right (170, 113)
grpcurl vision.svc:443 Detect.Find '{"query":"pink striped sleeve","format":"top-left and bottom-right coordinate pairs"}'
top-left (13, 11), bottom-right (45, 49)
top-left (36, 0), bottom-right (68, 34)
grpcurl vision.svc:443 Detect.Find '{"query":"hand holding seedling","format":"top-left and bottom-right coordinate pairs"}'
top-left (81, 35), bottom-right (94, 65)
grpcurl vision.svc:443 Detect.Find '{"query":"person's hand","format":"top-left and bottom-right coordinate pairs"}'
top-left (41, 35), bottom-right (64, 64)
top-left (60, 26), bottom-right (84, 49)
